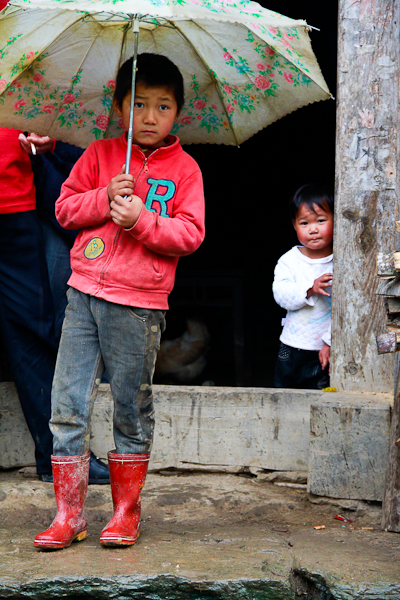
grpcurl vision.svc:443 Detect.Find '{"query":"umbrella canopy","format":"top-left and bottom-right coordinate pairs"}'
top-left (0, 0), bottom-right (331, 147)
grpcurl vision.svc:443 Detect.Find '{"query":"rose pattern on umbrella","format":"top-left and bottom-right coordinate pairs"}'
top-left (172, 73), bottom-right (228, 135)
top-left (4, 58), bottom-right (121, 138)
top-left (244, 31), bottom-right (313, 89)
top-left (0, 0), bottom-right (330, 146)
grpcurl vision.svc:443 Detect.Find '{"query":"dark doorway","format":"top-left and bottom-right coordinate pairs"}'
top-left (162, 2), bottom-right (338, 387)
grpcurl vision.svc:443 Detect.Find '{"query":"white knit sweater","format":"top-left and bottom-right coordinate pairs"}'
top-left (272, 246), bottom-right (332, 351)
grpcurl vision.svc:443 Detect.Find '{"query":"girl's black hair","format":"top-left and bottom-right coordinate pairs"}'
top-left (114, 53), bottom-right (184, 113)
top-left (289, 183), bottom-right (334, 221)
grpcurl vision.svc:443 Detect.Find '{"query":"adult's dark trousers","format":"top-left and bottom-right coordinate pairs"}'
top-left (0, 211), bottom-right (57, 474)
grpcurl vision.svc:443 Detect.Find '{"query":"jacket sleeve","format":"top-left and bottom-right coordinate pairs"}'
top-left (55, 145), bottom-right (111, 230)
top-left (273, 254), bottom-right (317, 311)
top-left (322, 323), bottom-right (331, 346)
top-left (126, 169), bottom-right (205, 257)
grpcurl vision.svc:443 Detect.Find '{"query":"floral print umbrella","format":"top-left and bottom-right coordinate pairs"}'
top-left (0, 0), bottom-right (331, 147)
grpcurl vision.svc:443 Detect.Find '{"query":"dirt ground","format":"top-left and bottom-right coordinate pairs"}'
top-left (0, 467), bottom-right (399, 599)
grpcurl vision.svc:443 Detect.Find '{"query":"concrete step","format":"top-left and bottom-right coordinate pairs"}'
top-left (308, 393), bottom-right (392, 501)
top-left (0, 383), bottom-right (392, 502)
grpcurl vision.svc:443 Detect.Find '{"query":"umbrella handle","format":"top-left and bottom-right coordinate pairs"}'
top-left (125, 17), bottom-right (140, 176)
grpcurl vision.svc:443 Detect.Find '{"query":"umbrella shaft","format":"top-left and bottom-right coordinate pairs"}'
top-left (125, 17), bottom-right (140, 175)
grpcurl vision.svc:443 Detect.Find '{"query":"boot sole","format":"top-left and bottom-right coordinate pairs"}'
top-left (100, 537), bottom-right (138, 547)
top-left (34, 529), bottom-right (87, 551)
top-left (100, 522), bottom-right (140, 547)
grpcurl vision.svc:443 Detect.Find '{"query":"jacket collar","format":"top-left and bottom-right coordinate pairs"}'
top-left (120, 133), bottom-right (181, 159)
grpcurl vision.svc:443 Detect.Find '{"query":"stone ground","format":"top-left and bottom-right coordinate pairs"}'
top-left (0, 467), bottom-right (399, 600)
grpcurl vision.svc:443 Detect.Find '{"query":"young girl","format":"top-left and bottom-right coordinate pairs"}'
top-left (273, 183), bottom-right (333, 389)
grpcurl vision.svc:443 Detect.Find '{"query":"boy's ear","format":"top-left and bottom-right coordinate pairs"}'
top-left (112, 97), bottom-right (122, 117)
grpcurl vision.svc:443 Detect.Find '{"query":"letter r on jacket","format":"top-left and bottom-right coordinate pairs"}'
top-left (145, 178), bottom-right (176, 217)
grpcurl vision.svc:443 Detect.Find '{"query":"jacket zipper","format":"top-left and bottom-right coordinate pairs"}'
top-left (98, 150), bottom-right (156, 287)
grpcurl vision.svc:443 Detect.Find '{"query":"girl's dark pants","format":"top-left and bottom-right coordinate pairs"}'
top-left (274, 342), bottom-right (329, 390)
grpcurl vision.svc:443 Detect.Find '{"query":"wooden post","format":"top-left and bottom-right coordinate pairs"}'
top-left (382, 353), bottom-right (400, 531)
top-left (332, 0), bottom-right (400, 391)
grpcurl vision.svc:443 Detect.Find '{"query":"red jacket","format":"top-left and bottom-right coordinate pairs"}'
top-left (0, 128), bottom-right (36, 213)
top-left (56, 134), bottom-right (205, 310)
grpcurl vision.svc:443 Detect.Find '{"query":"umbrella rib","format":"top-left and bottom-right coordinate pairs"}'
top-left (193, 20), bottom-right (330, 113)
top-left (104, 22), bottom-right (130, 139)
top-left (45, 15), bottom-right (109, 134)
top-left (168, 19), bottom-right (240, 147)
top-left (241, 23), bottom-right (331, 97)
top-left (0, 10), bottom-right (81, 85)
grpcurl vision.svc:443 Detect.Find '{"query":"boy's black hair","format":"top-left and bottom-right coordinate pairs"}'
top-left (114, 53), bottom-right (184, 114)
top-left (289, 183), bottom-right (334, 221)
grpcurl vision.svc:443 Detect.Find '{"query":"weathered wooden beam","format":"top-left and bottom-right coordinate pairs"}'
top-left (332, 0), bottom-right (400, 391)
top-left (377, 278), bottom-right (400, 297)
top-left (382, 354), bottom-right (400, 531)
top-left (384, 297), bottom-right (400, 314)
top-left (388, 314), bottom-right (400, 330)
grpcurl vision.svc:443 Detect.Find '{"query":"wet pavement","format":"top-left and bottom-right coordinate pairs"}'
top-left (0, 467), bottom-right (399, 599)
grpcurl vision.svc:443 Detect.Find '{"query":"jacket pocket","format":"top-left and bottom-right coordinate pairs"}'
top-left (152, 252), bottom-right (163, 278)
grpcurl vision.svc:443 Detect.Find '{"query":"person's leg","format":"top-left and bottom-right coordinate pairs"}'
top-left (274, 343), bottom-right (329, 390)
top-left (38, 218), bottom-right (72, 344)
top-left (35, 290), bottom-right (109, 549)
top-left (297, 349), bottom-right (329, 390)
top-left (37, 218), bottom-right (109, 481)
top-left (274, 342), bottom-right (295, 388)
top-left (98, 302), bottom-right (165, 454)
top-left (0, 212), bottom-right (56, 474)
top-left (50, 288), bottom-right (105, 456)
top-left (96, 301), bottom-right (165, 546)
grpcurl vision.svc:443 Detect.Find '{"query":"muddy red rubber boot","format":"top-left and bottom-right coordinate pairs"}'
top-left (34, 453), bottom-right (90, 551)
top-left (100, 452), bottom-right (150, 547)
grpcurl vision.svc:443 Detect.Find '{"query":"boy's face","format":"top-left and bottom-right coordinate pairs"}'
top-left (292, 203), bottom-right (334, 258)
top-left (113, 83), bottom-right (179, 149)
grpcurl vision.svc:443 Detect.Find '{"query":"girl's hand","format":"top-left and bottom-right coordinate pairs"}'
top-left (110, 194), bottom-right (143, 229)
top-left (108, 166), bottom-right (134, 203)
top-left (319, 343), bottom-right (330, 372)
top-left (307, 273), bottom-right (332, 298)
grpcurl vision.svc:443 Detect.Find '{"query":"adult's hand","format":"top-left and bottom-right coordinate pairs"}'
top-left (19, 132), bottom-right (55, 155)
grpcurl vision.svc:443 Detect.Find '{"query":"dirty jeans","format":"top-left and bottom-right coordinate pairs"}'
top-left (50, 288), bottom-right (166, 456)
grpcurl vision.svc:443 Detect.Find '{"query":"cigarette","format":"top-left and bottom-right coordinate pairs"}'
top-left (30, 142), bottom-right (36, 155)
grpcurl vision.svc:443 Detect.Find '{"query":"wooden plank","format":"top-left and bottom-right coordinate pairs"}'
top-left (382, 354), bottom-right (400, 531)
top-left (377, 277), bottom-right (400, 297)
top-left (332, 0), bottom-right (400, 391)
top-left (387, 314), bottom-right (400, 330)
top-left (384, 297), bottom-right (400, 314)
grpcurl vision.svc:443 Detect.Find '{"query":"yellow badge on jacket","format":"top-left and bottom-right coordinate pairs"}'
top-left (84, 238), bottom-right (105, 260)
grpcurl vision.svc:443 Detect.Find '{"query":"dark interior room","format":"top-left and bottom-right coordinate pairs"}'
top-left (160, 1), bottom-right (338, 388)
